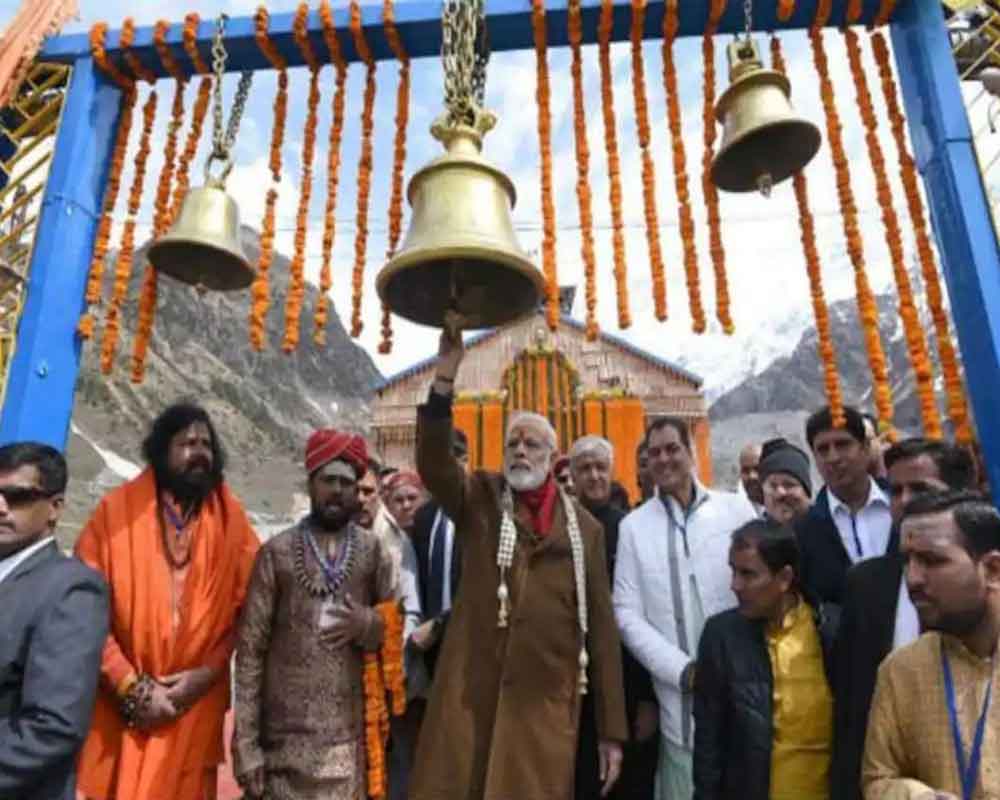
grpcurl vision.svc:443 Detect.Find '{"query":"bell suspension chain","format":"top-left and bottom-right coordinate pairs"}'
top-left (208, 13), bottom-right (253, 184)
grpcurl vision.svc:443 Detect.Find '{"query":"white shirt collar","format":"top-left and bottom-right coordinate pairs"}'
top-left (828, 477), bottom-right (889, 517)
top-left (0, 535), bottom-right (55, 586)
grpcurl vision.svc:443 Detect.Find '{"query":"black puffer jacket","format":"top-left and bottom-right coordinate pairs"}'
top-left (692, 600), bottom-right (839, 800)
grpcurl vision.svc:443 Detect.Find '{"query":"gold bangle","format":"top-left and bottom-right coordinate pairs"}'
top-left (115, 671), bottom-right (139, 699)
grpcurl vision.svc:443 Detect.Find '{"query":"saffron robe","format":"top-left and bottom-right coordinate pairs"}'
top-left (74, 469), bottom-right (260, 800)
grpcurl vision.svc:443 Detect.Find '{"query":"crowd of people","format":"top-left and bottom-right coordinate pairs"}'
top-left (1, 322), bottom-right (999, 800)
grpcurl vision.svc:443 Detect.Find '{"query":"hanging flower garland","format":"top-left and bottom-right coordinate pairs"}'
top-left (663, 0), bottom-right (706, 333)
top-left (171, 13), bottom-right (213, 222)
top-left (776, 0), bottom-right (796, 20)
top-left (283, 3), bottom-right (323, 354)
top-left (770, 34), bottom-right (845, 426)
top-left (846, 0), bottom-right (863, 23)
top-left (630, 0), bottom-right (667, 322)
top-left (250, 6), bottom-right (289, 352)
top-left (810, 23), bottom-right (894, 427)
top-left (875, 0), bottom-right (898, 26)
top-left (362, 601), bottom-right (405, 799)
top-left (100, 20), bottom-right (158, 375)
top-left (79, 23), bottom-right (136, 340)
top-left (702, 0), bottom-right (734, 334)
top-left (379, 0), bottom-right (411, 354)
top-left (350, 0), bottom-right (377, 339)
top-left (845, 29), bottom-right (940, 437)
top-left (531, 0), bottom-right (560, 332)
top-left (132, 21), bottom-right (189, 384)
top-left (597, 0), bottom-right (630, 329)
top-left (567, 0), bottom-right (599, 340)
top-left (871, 32), bottom-right (971, 442)
top-left (316, 0), bottom-right (349, 347)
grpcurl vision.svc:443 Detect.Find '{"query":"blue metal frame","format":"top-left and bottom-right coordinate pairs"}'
top-left (5, 0), bottom-right (1000, 498)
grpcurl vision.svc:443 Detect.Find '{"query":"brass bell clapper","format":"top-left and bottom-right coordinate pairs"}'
top-left (148, 14), bottom-right (255, 292)
top-left (376, 0), bottom-right (545, 330)
top-left (711, 0), bottom-right (821, 196)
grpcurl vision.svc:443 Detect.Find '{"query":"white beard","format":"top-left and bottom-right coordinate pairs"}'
top-left (504, 462), bottom-right (549, 492)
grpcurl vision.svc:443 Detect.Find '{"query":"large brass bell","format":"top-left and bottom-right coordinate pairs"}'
top-left (376, 124), bottom-right (544, 330)
top-left (147, 177), bottom-right (253, 292)
top-left (712, 39), bottom-right (821, 195)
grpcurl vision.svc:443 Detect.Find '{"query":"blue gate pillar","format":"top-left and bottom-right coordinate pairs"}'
top-left (0, 58), bottom-right (121, 450)
top-left (891, 0), bottom-right (1000, 495)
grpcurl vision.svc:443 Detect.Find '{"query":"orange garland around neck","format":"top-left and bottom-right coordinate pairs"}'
top-left (663, 0), bottom-right (705, 333)
top-left (531, 0), bottom-right (560, 332)
top-left (871, 32), bottom-right (971, 442)
top-left (350, 0), bottom-right (377, 340)
top-left (598, 0), bottom-right (631, 329)
top-left (770, 35), bottom-right (845, 427)
top-left (810, 22), bottom-right (894, 428)
top-left (568, 0), bottom-right (599, 341)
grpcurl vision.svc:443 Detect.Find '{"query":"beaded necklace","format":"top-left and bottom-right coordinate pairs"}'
top-left (293, 519), bottom-right (358, 599)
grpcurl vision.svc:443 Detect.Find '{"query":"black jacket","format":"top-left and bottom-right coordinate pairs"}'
top-left (830, 552), bottom-right (904, 800)
top-left (693, 599), bottom-right (840, 800)
top-left (794, 485), bottom-right (896, 604)
top-left (0, 541), bottom-right (109, 800)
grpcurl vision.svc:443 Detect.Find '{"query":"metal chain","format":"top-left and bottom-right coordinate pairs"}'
top-left (209, 14), bottom-right (254, 167)
top-left (441, 0), bottom-right (488, 127)
top-left (744, 0), bottom-right (754, 41)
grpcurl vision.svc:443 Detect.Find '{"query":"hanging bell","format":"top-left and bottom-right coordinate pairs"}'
top-left (147, 177), bottom-right (254, 292)
top-left (711, 39), bottom-right (821, 196)
top-left (376, 124), bottom-right (545, 330)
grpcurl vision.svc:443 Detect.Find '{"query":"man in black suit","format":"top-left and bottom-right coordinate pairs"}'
top-left (0, 442), bottom-right (108, 800)
top-left (410, 428), bottom-right (467, 678)
top-left (830, 438), bottom-right (976, 800)
top-left (795, 405), bottom-right (893, 604)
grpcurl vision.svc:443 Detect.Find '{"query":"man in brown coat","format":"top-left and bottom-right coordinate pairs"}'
top-left (409, 320), bottom-right (628, 800)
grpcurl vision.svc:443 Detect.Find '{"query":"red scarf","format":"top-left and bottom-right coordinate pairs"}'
top-left (516, 474), bottom-right (559, 537)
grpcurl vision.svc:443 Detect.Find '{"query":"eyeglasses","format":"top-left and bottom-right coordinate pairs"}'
top-left (0, 485), bottom-right (54, 509)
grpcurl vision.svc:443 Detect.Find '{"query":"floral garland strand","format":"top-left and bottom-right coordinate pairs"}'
top-left (362, 601), bottom-right (405, 799)
top-left (350, 0), bottom-right (377, 339)
top-left (810, 24), bottom-right (894, 427)
top-left (663, 0), bottom-right (706, 333)
top-left (171, 13), bottom-right (213, 222)
top-left (776, 0), bottom-right (796, 20)
top-left (283, 3), bottom-right (323, 354)
top-left (875, 0), bottom-right (898, 27)
top-left (871, 32), bottom-right (971, 442)
top-left (771, 35), bottom-right (845, 426)
top-left (598, 0), bottom-right (630, 329)
top-left (251, 6), bottom-right (289, 352)
top-left (132, 21), bottom-right (189, 384)
top-left (630, 0), bottom-right (667, 322)
top-left (78, 24), bottom-right (136, 340)
top-left (378, 0), bottom-right (411, 354)
top-left (315, 0), bottom-right (349, 347)
top-left (844, 29), bottom-right (940, 437)
top-left (568, 0), bottom-right (599, 340)
top-left (702, 0), bottom-right (734, 334)
top-left (531, 0), bottom-right (560, 332)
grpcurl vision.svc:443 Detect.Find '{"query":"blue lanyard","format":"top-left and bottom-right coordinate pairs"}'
top-left (941, 643), bottom-right (993, 800)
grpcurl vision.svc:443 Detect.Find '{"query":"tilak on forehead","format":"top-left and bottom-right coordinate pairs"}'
top-left (305, 429), bottom-right (368, 478)
top-left (314, 460), bottom-right (358, 482)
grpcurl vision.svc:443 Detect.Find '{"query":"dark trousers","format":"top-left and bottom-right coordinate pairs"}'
top-left (575, 693), bottom-right (659, 799)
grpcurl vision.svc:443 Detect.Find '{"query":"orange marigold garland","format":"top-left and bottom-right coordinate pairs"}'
top-left (875, 0), bottom-right (898, 27)
top-left (363, 601), bottom-right (406, 799)
top-left (846, 0), bottom-right (863, 24)
top-left (776, 0), bottom-right (796, 21)
top-left (598, 0), bottom-right (630, 329)
top-left (251, 6), bottom-right (289, 352)
top-left (663, 0), bottom-right (706, 333)
top-left (171, 14), bottom-right (212, 222)
top-left (315, 0), bottom-right (349, 347)
top-left (100, 87), bottom-right (157, 375)
top-left (568, 0), bottom-right (599, 340)
top-left (531, 0), bottom-right (559, 332)
top-left (702, 0), bottom-right (734, 334)
top-left (378, 0), bottom-right (411, 355)
top-left (845, 29), bottom-right (940, 437)
top-left (630, 0), bottom-right (667, 323)
top-left (79, 24), bottom-right (136, 339)
top-left (283, 3), bottom-right (323, 354)
top-left (350, 0), bottom-right (377, 340)
top-left (872, 32), bottom-right (971, 442)
top-left (810, 23), bottom-right (893, 427)
top-left (771, 35), bottom-right (845, 426)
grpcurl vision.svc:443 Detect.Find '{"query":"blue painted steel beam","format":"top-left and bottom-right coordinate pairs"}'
top-left (40, 1), bottom-right (892, 80)
top-left (0, 60), bottom-right (122, 450)
top-left (892, 0), bottom-right (1000, 496)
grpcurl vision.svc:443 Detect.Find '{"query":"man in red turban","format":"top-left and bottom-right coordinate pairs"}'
top-left (232, 427), bottom-right (398, 800)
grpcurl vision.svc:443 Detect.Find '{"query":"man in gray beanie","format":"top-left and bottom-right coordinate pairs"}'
top-left (758, 438), bottom-right (813, 524)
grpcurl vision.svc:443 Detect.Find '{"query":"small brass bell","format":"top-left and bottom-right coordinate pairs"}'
top-left (712, 39), bottom-right (821, 196)
top-left (376, 123), bottom-right (545, 330)
top-left (147, 178), bottom-right (253, 292)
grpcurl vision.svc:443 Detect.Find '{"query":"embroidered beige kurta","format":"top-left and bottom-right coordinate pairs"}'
top-left (863, 631), bottom-right (1000, 800)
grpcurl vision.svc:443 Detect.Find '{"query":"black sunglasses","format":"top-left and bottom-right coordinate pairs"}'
top-left (0, 486), bottom-right (55, 509)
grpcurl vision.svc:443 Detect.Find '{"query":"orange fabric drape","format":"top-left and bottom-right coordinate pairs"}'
top-left (693, 417), bottom-right (713, 487)
top-left (74, 470), bottom-right (260, 800)
top-left (0, 0), bottom-right (78, 109)
top-left (615, 397), bottom-right (646, 505)
top-left (536, 354), bottom-right (550, 424)
top-left (582, 398), bottom-right (605, 437)
top-left (452, 401), bottom-right (479, 469)
top-left (480, 400), bottom-right (505, 471)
